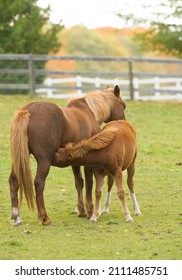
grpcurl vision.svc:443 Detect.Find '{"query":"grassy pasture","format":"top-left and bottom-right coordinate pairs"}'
top-left (0, 94), bottom-right (182, 260)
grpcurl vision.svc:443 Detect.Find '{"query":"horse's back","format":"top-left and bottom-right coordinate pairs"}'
top-left (22, 102), bottom-right (64, 161)
top-left (21, 101), bottom-right (100, 162)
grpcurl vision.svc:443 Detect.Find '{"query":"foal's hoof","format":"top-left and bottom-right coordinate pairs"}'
top-left (126, 217), bottom-right (134, 223)
top-left (102, 210), bottom-right (109, 215)
top-left (89, 217), bottom-right (97, 223)
top-left (135, 211), bottom-right (142, 216)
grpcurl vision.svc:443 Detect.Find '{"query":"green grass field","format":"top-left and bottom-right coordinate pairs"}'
top-left (0, 94), bottom-right (182, 260)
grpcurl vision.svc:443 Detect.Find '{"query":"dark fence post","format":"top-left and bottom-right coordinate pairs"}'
top-left (28, 54), bottom-right (35, 96)
top-left (128, 58), bottom-right (134, 100)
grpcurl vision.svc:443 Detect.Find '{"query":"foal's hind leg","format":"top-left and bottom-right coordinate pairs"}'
top-left (102, 175), bottom-right (114, 214)
top-left (84, 167), bottom-right (94, 219)
top-left (114, 168), bottom-right (133, 223)
top-left (127, 162), bottom-right (142, 216)
top-left (9, 168), bottom-right (23, 226)
top-left (72, 166), bottom-right (86, 217)
top-left (90, 171), bottom-right (104, 223)
top-left (34, 160), bottom-right (52, 225)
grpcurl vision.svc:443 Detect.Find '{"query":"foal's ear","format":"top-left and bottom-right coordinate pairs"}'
top-left (105, 85), bottom-right (110, 89)
top-left (114, 85), bottom-right (120, 97)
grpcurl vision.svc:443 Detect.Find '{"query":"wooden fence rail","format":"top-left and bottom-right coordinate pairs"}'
top-left (35, 76), bottom-right (182, 101)
top-left (0, 54), bottom-right (182, 100)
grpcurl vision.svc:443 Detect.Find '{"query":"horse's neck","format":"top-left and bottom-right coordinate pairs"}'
top-left (59, 101), bottom-right (101, 139)
top-left (67, 98), bottom-right (88, 110)
top-left (84, 95), bottom-right (113, 125)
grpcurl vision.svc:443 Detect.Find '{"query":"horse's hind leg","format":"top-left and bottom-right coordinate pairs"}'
top-left (102, 175), bottom-right (114, 214)
top-left (34, 160), bottom-right (51, 225)
top-left (9, 168), bottom-right (23, 226)
top-left (114, 168), bottom-right (133, 223)
top-left (127, 162), bottom-right (142, 216)
top-left (72, 166), bottom-right (86, 217)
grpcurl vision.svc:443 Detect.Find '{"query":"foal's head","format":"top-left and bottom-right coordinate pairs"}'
top-left (55, 143), bottom-right (74, 165)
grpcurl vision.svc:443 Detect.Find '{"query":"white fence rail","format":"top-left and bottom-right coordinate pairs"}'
top-left (36, 76), bottom-right (182, 101)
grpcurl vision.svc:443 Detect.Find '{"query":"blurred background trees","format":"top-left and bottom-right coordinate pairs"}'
top-left (0, 0), bottom-right (181, 94)
top-left (0, 0), bottom-right (63, 54)
top-left (0, 0), bottom-right (63, 93)
top-left (116, 0), bottom-right (182, 58)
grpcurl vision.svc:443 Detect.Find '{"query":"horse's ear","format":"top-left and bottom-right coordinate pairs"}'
top-left (105, 85), bottom-right (110, 89)
top-left (114, 85), bottom-right (120, 97)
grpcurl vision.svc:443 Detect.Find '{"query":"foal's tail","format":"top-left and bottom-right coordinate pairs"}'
top-left (10, 110), bottom-right (35, 211)
top-left (58, 127), bottom-right (117, 160)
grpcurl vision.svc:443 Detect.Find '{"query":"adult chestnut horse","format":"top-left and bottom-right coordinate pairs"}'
top-left (9, 85), bottom-right (126, 225)
top-left (56, 120), bottom-right (142, 223)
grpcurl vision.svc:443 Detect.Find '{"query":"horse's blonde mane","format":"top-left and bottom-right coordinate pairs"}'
top-left (85, 88), bottom-right (120, 123)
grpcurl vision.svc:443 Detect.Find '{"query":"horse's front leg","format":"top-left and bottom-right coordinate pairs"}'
top-left (84, 167), bottom-right (94, 219)
top-left (90, 171), bottom-right (104, 223)
top-left (34, 160), bottom-right (51, 225)
top-left (9, 167), bottom-right (23, 226)
top-left (72, 166), bottom-right (86, 217)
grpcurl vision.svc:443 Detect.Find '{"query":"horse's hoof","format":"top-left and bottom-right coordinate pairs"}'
top-left (75, 208), bottom-right (87, 218)
top-left (78, 212), bottom-right (87, 218)
top-left (42, 219), bottom-right (52, 226)
top-left (12, 216), bottom-right (23, 226)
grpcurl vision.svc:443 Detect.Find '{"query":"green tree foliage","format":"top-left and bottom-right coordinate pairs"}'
top-left (117, 0), bottom-right (182, 57)
top-left (0, 0), bottom-right (63, 93)
top-left (0, 0), bottom-right (63, 54)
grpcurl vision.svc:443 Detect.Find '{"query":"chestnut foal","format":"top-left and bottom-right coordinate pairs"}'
top-left (56, 120), bottom-right (142, 223)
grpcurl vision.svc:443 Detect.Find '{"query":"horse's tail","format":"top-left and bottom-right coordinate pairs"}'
top-left (58, 127), bottom-right (117, 160)
top-left (10, 110), bottom-right (35, 211)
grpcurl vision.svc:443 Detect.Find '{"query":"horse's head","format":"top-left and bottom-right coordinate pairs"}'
top-left (104, 85), bottom-right (126, 122)
top-left (84, 85), bottom-right (126, 124)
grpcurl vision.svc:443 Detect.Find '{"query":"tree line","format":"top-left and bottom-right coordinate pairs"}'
top-left (0, 0), bottom-right (181, 93)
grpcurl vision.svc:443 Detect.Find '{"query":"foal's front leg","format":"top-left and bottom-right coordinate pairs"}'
top-left (127, 163), bottom-right (142, 216)
top-left (9, 167), bottom-right (23, 226)
top-left (90, 171), bottom-right (104, 223)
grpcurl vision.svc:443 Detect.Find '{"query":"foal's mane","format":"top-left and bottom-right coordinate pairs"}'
top-left (85, 88), bottom-right (120, 123)
top-left (65, 126), bottom-right (118, 159)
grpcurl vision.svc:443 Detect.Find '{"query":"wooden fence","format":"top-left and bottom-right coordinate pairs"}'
top-left (0, 54), bottom-right (182, 100)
